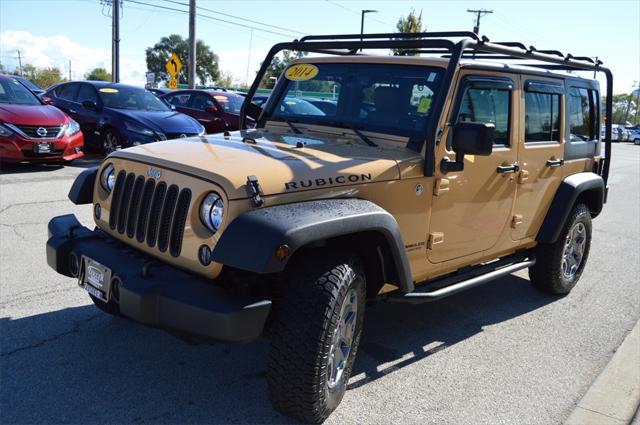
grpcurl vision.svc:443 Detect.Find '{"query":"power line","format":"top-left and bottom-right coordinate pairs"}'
top-left (467, 8), bottom-right (493, 35)
top-left (157, 0), bottom-right (307, 36)
top-left (324, 0), bottom-right (394, 28)
top-left (125, 0), bottom-right (301, 39)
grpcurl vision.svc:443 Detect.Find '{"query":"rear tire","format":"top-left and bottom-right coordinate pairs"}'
top-left (267, 252), bottom-right (366, 423)
top-left (634, 138), bottom-right (640, 145)
top-left (529, 203), bottom-right (592, 294)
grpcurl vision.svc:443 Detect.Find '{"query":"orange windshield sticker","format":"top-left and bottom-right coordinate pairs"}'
top-left (214, 95), bottom-right (229, 102)
top-left (285, 64), bottom-right (319, 81)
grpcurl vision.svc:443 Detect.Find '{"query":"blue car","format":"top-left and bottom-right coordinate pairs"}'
top-left (44, 81), bottom-right (205, 153)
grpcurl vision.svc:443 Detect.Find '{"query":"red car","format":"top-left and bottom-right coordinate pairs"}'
top-left (0, 74), bottom-right (83, 163)
top-left (161, 89), bottom-right (254, 134)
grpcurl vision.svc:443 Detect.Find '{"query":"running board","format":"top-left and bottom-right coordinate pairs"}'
top-left (389, 257), bottom-right (536, 304)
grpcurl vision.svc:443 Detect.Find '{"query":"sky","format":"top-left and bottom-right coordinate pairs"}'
top-left (0, 0), bottom-right (638, 93)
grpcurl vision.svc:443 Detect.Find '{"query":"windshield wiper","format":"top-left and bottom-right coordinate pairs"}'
top-left (282, 119), bottom-right (303, 134)
top-left (340, 123), bottom-right (377, 147)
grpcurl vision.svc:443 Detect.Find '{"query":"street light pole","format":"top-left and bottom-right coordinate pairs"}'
top-left (188, 0), bottom-right (196, 89)
top-left (360, 9), bottom-right (378, 48)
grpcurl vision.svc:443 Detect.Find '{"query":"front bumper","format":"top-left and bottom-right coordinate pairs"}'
top-left (46, 214), bottom-right (271, 343)
top-left (0, 133), bottom-right (84, 162)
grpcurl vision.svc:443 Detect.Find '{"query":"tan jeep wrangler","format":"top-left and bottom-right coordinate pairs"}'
top-left (46, 32), bottom-right (613, 423)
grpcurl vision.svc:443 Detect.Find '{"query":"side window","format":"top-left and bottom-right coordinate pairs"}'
top-left (56, 83), bottom-right (79, 101)
top-left (524, 91), bottom-right (561, 143)
top-left (568, 87), bottom-right (595, 141)
top-left (166, 93), bottom-right (191, 107)
top-left (455, 86), bottom-right (511, 146)
top-left (77, 84), bottom-right (98, 104)
top-left (191, 93), bottom-right (214, 111)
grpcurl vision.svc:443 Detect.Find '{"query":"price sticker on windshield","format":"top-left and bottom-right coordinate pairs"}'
top-left (285, 64), bottom-right (319, 81)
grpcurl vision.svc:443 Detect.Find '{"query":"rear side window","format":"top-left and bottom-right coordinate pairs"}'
top-left (524, 92), bottom-right (561, 143)
top-left (56, 83), bottom-right (79, 101)
top-left (568, 87), bottom-right (596, 141)
top-left (77, 84), bottom-right (98, 104)
top-left (456, 87), bottom-right (511, 146)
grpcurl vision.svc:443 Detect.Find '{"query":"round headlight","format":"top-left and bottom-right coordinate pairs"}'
top-left (100, 164), bottom-right (116, 192)
top-left (200, 192), bottom-right (225, 233)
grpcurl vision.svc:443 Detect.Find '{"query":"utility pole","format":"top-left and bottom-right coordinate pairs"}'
top-left (467, 8), bottom-right (493, 34)
top-left (634, 80), bottom-right (640, 122)
top-left (112, 0), bottom-right (120, 82)
top-left (188, 0), bottom-right (196, 89)
top-left (68, 60), bottom-right (72, 81)
top-left (15, 50), bottom-right (23, 76)
top-left (360, 10), bottom-right (378, 51)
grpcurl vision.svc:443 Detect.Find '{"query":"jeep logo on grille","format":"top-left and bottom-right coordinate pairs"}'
top-left (36, 127), bottom-right (48, 137)
top-left (147, 168), bottom-right (161, 179)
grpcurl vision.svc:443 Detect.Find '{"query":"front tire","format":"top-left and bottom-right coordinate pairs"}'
top-left (267, 252), bottom-right (366, 423)
top-left (634, 138), bottom-right (640, 145)
top-left (529, 203), bottom-right (592, 294)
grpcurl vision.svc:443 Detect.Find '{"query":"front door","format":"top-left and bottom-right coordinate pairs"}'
top-left (511, 76), bottom-right (565, 240)
top-left (428, 73), bottom-right (519, 263)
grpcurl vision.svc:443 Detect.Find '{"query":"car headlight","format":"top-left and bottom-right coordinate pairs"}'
top-left (65, 119), bottom-right (81, 136)
top-left (124, 121), bottom-right (156, 137)
top-left (199, 192), bottom-right (224, 233)
top-left (0, 123), bottom-right (13, 137)
top-left (100, 163), bottom-right (116, 192)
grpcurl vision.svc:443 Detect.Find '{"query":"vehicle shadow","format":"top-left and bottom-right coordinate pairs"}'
top-left (0, 274), bottom-right (558, 424)
top-left (0, 155), bottom-right (102, 174)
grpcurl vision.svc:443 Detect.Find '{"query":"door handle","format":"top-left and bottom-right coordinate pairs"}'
top-left (496, 164), bottom-right (520, 174)
top-left (546, 158), bottom-right (564, 168)
top-left (69, 109), bottom-right (77, 114)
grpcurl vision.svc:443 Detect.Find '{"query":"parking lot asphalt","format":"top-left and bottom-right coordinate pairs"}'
top-left (1, 144), bottom-right (639, 424)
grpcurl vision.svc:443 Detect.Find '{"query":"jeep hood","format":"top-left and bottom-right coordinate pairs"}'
top-left (108, 130), bottom-right (420, 199)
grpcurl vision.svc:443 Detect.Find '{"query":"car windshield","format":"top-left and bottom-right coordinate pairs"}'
top-left (212, 93), bottom-right (244, 114)
top-left (15, 77), bottom-right (42, 91)
top-left (0, 78), bottom-right (41, 105)
top-left (269, 63), bottom-right (444, 138)
top-left (98, 86), bottom-right (169, 111)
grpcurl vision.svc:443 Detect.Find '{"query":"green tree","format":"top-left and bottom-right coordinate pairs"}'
top-left (17, 64), bottom-right (66, 88)
top-left (216, 70), bottom-right (234, 88)
top-left (145, 34), bottom-right (220, 85)
top-left (393, 9), bottom-right (425, 56)
top-left (85, 67), bottom-right (112, 81)
top-left (258, 50), bottom-right (306, 89)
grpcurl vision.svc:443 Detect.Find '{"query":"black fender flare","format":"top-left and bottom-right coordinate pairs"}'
top-left (68, 166), bottom-right (98, 205)
top-left (537, 172), bottom-right (604, 244)
top-left (211, 198), bottom-right (414, 292)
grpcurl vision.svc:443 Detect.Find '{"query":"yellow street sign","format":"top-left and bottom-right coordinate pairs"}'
top-left (166, 53), bottom-right (182, 79)
top-left (167, 79), bottom-right (178, 90)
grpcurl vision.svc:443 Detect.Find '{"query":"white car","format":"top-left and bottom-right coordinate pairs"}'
top-left (628, 128), bottom-right (640, 145)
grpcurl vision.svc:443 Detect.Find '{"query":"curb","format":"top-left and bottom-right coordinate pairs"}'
top-left (566, 320), bottom-right (640, 425)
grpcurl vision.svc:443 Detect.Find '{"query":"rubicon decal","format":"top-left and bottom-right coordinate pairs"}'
top-left (285, 173), bottom-right (372, 190)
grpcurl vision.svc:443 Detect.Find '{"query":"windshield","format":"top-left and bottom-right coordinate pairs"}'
top-left (269, 63), bottom-right (444, 138)
top-left (15, 77), bottom-right (42, 91)
top-left (212, 93), bottom-right (244, 114)
top-left (98, 86), bottom-right (169, 111)
top-left (0, 78), bottom-right (41, 105)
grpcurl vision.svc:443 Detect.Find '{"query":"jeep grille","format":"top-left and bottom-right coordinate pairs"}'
top-left (108, 170), bottom-right (191, 257)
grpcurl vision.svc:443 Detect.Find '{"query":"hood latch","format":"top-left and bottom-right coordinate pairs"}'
top-left (247, 175), bottom-right (264, 207)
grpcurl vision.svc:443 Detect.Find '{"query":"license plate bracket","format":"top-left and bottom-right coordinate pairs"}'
top-left (33, 142), bottom-right (53, 154)
top-left (79, 256), bottom-right (112, 303)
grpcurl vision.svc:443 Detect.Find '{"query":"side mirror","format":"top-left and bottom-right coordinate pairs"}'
top-left (441, 122), bottom-right (495, 173)
top-left (205, 105), bottom-right (220, 115)
top-left (41, 96), bottom-right (53, 105)
top-left (452, 122), bottom-right (495, 156)
top-left (82, 100), bottom-right (97, 110)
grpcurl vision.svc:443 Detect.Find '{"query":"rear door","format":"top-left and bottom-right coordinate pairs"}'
top-left (428, 72), bottom-right (518, 263)
top-left (73, 83), bottom-right (101, 144)
top-left (511, 76), bottom-right (565, 240)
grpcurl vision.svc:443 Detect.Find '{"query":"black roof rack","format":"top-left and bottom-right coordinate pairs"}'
top-left (240, 31), bottom-right (612, 186)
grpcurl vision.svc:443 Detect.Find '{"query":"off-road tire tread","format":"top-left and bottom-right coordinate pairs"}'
top-left (530, 203), bottom-right (592, 294)
top-left (267, 252), bottom-right (365, 423)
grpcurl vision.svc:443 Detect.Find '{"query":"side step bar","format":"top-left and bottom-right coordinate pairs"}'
top-left (389, 256), bottom-right (536, 304)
